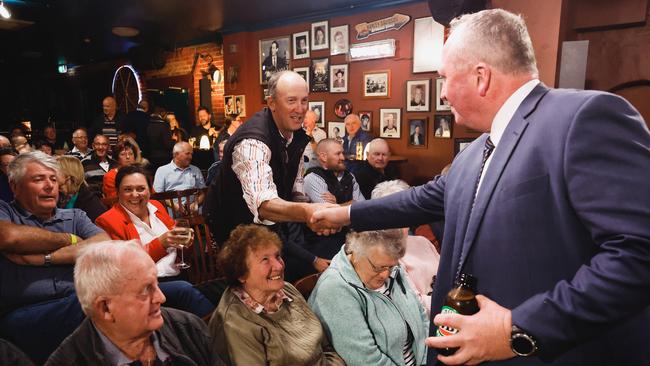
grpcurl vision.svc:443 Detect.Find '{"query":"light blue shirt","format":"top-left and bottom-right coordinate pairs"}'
top-left (153, 161), bottom-right (206, 193)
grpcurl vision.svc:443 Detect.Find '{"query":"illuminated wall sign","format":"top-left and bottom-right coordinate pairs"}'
top-left (349, 39), bottom-right (396, 62)
top-left (354, 13), bottom-right (411, 40)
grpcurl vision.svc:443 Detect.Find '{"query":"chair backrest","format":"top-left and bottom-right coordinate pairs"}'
top-left (186, 215), bottom-right (221, 284)
top-left (293, 273), bottom-right (321, 300)
top-left (150, 187), bottom-right (207, 220)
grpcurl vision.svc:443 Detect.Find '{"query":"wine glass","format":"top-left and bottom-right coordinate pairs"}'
top-left (174, 218), bottom-right (192, 269)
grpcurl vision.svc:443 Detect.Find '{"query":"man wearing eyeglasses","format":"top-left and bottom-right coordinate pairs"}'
top-left (65, 129), bottom-right (93, 160)
top-left (81, 135), bottom-right (116, 198)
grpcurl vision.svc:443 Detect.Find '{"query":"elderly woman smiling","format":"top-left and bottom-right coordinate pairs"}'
top-left (309, 229), bottom-right (428, 366)
top-left (209, 224), bottom-right (344, 366)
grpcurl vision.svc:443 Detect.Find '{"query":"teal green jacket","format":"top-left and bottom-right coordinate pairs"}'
top-left (309, 245), bottom-right (428, 366)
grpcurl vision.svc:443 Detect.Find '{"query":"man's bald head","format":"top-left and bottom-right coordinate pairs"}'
top-left (367, 138), bottom-right (391, 171)
top-left (0, 135), bottom-right (10, 148)
top-left (102, 96), bottom-right (117, 118)
top-left (303, 110), bottom-right (318, 130)
top-left (344, 113), bottom-right (361, 136)
top-left (316, 138), bottom-right (345, 172)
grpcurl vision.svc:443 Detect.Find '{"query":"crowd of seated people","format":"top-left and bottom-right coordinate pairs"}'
top-left (0, 91), bottom-right (442, 365)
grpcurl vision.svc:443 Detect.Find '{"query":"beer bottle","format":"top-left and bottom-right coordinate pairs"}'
top-left (435, 273), bottom-right (479, 356)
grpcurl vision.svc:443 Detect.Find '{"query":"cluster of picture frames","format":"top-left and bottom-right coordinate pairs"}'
top-left (223, 95), bottom-right (247, 117)
top-left (308, 76), bottom-right (454, 149)
top-left (259, 20), bottom-right (350, 92)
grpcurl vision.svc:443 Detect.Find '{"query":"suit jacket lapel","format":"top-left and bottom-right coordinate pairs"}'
top-left (456, 84), bottom-right (550, 275)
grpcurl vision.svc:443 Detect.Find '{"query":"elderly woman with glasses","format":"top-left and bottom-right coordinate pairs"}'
top-left (209, 224), bottom-right (344, 366)
top-left (309, 229), bottom-right (428, 366)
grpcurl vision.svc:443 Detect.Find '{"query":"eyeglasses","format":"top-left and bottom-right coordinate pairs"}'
top-left (366, 257), bottom-right (398, 274)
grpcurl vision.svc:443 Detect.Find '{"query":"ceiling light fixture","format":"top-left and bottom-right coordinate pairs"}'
top-left (112, 26), bottom-right (140, 37)
top-left (0, 1), bottom-right (11, 19)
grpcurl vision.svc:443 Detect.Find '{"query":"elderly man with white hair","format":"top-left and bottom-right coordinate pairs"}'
top-left (354, 138), bottom-right (398, 199)
top-left (153, 141), bottom-right (206, 213)
top-left (46, 241), bottom-right (225, 365)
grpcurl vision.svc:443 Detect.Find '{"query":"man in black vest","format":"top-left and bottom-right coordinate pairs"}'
top-left (304, 138), bottom-right (364, 205)
top-left (205, 70), bottom-right (333, 278)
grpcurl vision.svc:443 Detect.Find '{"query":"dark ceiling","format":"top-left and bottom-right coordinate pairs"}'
top-left (0, 0), bottom-right (425, 69)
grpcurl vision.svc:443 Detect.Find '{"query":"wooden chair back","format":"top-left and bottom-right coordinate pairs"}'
top-left (293, 273), bottom-right (321, 300)
top-left (150, 188), bottom-right (206, 220)
top-left (185, 215), bottom-right (221, 284)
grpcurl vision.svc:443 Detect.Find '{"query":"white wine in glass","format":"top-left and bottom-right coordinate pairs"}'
top-left (174, 218), bottom-right (192, 269)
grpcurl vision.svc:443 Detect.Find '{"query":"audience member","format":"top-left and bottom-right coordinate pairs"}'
top-left (11, 135), bottom-right (31, 154)
top-left (56, 156), bottom-right (107, 222)
top-left (65, 128), bottom-right (92, 160)
top-left (153, 141), bottom-right (206, 214)
top-left (204, 70), bottom-right (332, 279)
top-left (147, 105), bottom-right (174, 171)
top-left (312, 9), bottom-right (650, 366)
top-left (212, 116), bottom-right (242, 162)
top-left (118, 134), bottom-right (148, 166)
top-left (34, 140), bottom-right (55, 155)
top-left (0, 135), bottom-right (11, 148)
top-left (209, 225), bottom-right (344, 366)
top-left (167, 112), bottom-right (188, 143)
top-left (206, 139), bottom-right (227, 186)
top-left (302, 109), bottom-right (327, 171)
top-left (122, 99), bottom-right (150, 155)
top-left (45, 241), bottom-right (225, 366)
top-left (309, 229), bottom-right (428, 365)
top-left (102, 139), bottom-right (136, 199)
top-left (304, 139), bottom-right (364, 205)
top-left (95, 164), bottom-right (215, 316)
top-left (42, 124), bottom-right (66, 151)
top-left (0, 151), bottom-right (110, 363)
top-left (81, 134), bottom-right (117, 198)
top-left (89, 96), bottom-right (125, 148)
top-left (354, 138), bottom-right (398, 199)
top-left (342, 113), bottom-right (373, 174)
top-left (372, 180), bottom-right (440, 314)
top-left (0, 148), bottom-right (16, 202)
top-left (190, 106), bottom-right (218, 147)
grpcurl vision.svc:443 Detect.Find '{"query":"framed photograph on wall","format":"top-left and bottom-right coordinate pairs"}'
top-left (259, 37), bottom-right (290, 85)
top-left (234, 95), bottom-right (246, 117)
top-left (363, 70), bottom-right (391, 98)
top-left (310, 58), bottom-right (330, 92)
top-left (413, 17), bottom-right (444, 73)
top-left (311, 20), bottom-right (329, 50)
top-left (434, 114), bottom-right (453, 138)
top-left (292, 31), bottom-right (310, 59)
top-left (330, 25), bottom-right (349, 56)
top-left (406, 79), bottom-right (430, 112)
top-left (408, 118), bottom-right (427, 148)
top-left (379, 108), bottom-right (401, 138)
top-left (308, 101), bottom-right (325, 128)
top-left (435, 77), bottom-right (451, 111)
top-left (359, 111), bottom-right (372, 131)
top-left (330, 64), bottom-right (348, 93)
top-left (455, 138), bottom-right (476, 156)
top-left (293, 66), bottom-right (310, 87)
top-left (328, 121), bottom-right (345, 143)
top-left (224, 95), bottom-right (235, 116)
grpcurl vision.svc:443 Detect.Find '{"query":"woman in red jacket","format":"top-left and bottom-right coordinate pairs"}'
top-left (96, 164), bottom-right (191, 281)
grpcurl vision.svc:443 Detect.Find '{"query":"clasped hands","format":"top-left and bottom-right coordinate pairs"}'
top-left (304, 203), bottom-right (350, 235)
top-left (425, 295), bottom-right (516, 365)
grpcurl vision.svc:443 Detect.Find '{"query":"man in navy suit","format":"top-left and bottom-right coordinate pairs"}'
top-left (312, 9), bottom-right (650, 366)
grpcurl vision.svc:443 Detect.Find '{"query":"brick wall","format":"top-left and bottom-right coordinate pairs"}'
top-left (140, 42), bottom-right (225, 126)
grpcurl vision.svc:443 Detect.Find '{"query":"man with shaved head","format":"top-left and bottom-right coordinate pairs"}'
top-left (204, 70), bottom-right (335, 279)
top-left (89, 96), bottom-right (125, 149)
top-left (354, 138), bottom-right (398, 199)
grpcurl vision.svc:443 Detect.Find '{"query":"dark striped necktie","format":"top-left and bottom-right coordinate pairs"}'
top-left (472, 136), bottom-right (495, 207)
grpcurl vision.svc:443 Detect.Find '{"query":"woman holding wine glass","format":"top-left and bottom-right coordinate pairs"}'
top-left (96, 164), bottom-right (193, 280)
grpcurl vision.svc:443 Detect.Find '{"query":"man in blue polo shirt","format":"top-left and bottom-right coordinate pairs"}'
top-left (0, 151), bottom-right (110, 363)
top-left (153, 141), bottom-right (206, 214)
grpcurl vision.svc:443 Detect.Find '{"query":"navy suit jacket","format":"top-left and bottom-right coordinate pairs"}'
top-left (351, 84), bottom-right (650, 366)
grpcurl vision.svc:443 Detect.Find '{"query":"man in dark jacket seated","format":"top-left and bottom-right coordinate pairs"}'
top-left (46, 241), bottom-right (225, 366)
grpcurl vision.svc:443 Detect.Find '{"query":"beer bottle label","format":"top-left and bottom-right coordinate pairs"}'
top-left (435, 306), bottom-right (459, 337)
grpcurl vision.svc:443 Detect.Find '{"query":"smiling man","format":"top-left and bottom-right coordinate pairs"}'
top-left (205, 70), bottom-right (334, 279)
top-left (0, 151), bottom-right (110, 363)
top-left (82, 134), bottom-right (117, 197)
top-left (46, 241), bottom-right (224, 365)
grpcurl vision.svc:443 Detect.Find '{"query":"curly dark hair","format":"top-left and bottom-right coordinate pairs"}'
top-left (218, 224), bottom-right (283, 287)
